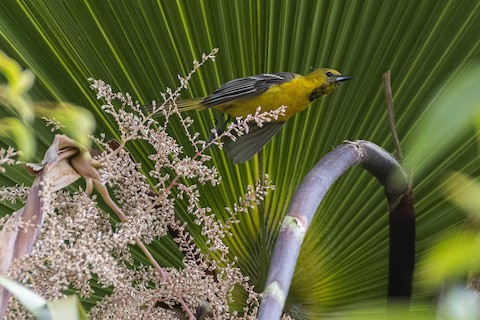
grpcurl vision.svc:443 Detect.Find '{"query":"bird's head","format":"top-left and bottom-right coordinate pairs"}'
top-left (306, 68), bottom-right (353, 101)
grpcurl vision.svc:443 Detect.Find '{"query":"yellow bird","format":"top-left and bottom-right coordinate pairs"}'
top-left (174, 68), bottom-right (352, 163)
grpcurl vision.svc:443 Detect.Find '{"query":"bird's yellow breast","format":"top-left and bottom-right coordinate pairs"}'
top-left (215, 76), bottom-right (320, 121)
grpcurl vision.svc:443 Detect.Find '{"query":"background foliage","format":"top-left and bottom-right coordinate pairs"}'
top-left (1, 1), bottom-right (480, 318)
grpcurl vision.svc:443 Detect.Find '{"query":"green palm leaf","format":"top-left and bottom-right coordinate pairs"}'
top-left (1, 1), bottom-right (480, 318)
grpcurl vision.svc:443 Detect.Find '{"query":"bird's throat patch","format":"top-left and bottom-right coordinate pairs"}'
top-left (309, 85), bottom-right (330, 101)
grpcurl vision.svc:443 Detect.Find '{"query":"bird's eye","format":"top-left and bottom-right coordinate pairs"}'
top-left (325, 71), bottom-right (333, 77)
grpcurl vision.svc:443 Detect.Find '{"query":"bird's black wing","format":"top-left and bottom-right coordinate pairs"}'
top-left (223, 121), bottom-right (285, 164)
top-left (202, 72), bottom-right (297, 108)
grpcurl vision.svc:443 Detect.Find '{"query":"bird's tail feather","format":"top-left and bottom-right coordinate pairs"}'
top-left (224, 121), bottom-right (285, 164)
top-left (146, 98), bottom-right (205, 115)
top-left (174, 98), bottom-right (205, 112)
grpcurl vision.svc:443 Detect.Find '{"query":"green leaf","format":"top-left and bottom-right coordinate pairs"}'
top-left (405, 65), bottom-right (480, 176)
top-left (417, 231), bottom-right (480, 289)
top-left (48, 295), bottom-right (89, 320)
top-left (442, 171), bottom-right (480, 218)
top-left (0, 276), bottom-right (50, 320)
top-left (33, 102), bottom-right (95, 147)
top-left (0, 117), bottom-right (35, 159)
top-left (0, 50), bottom-right (34, 97)
top-left (0, 276), bottom-right (88, 320)
top-left (0, 50), bottom-right (35, 120)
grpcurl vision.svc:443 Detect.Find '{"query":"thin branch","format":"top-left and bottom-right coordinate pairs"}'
top-left (92, 179), bottom-right (167, 282)
top-left (178, 296), bottom-right (196, 320)
top-left (383, 71), bottom-right (404, 161)
top-left (257, 140), bottom-right (415, 319)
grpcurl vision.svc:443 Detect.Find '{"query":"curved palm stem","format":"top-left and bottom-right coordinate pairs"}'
top-left (258, 140), bottom-right (415, 319)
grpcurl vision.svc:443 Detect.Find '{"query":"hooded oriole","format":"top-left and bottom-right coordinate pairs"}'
top-left (172, 68), bottom-right (352, 163)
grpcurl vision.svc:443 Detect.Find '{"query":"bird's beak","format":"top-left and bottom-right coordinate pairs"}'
top-left (334, 75), bottom-right (354, 83)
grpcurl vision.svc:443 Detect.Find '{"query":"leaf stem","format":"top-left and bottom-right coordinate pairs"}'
top-left (383, 71), bottom-right (404, 161)
top-left (258, 140), bottom-right (415, 319)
